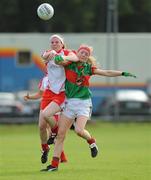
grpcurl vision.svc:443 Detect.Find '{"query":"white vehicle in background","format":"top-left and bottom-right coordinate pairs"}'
top-left (0, 92), bottom-right (34, 117)
top-left (95, 89), bottom-right (151, 116)
top-left (15, 90), bottom-right (40, 117)
top-left (0, 92), bottom-right (23, 117)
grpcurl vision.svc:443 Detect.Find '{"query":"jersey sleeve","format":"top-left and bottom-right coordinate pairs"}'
top-left (91, 66), bottom-right (97, 75)
top-left (38, 79), bottom-right (43, 91)
top-left (38, 76), bottom-right (49, 91)
top-left (63, 49), bottom-right (71, 56)
top-left (61, 49), bottom-right (75, 66)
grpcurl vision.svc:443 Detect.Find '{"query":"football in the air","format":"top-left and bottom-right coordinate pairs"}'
top-left (37, 3), bottom-right (54, 20)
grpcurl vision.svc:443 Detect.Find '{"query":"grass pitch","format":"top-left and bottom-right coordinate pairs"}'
top-left (0, 121), bottom-right (150, 180)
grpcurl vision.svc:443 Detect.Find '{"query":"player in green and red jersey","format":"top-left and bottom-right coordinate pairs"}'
top-left (42, 44), bottom-right (136, 172)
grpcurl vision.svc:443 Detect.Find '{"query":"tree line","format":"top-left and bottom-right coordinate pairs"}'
top-left (0, 0), bottom-right (150, 32)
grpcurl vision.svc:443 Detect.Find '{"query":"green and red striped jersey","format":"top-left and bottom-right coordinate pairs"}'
top-left (64, 62), bottom-right (96, 99)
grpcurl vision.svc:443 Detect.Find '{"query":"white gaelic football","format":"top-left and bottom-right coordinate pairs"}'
top-left (37, 3), bottom-right (54, 20)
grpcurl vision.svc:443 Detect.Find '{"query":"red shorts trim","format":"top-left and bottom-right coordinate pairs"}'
top-left (40, 89), bottom-right (65, 110)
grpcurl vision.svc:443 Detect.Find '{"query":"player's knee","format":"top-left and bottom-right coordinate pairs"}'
top-left (57, 129), bottom-right (66, 142)
top-left (41, 111), bottom-right (53, 121)
top-left (41, 111), bottom-right (48, 119)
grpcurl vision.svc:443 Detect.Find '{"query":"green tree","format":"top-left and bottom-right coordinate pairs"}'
top-left (119, 0), bottom-right (151, 32)
top-left (0, 0), bottom-right (150, 32)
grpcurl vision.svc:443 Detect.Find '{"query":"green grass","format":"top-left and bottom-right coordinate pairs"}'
top-left (0, 122), bottom-right (150, 180)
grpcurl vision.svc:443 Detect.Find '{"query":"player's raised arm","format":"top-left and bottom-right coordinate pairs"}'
top-left (93, 68), bottom-right (136, 78)
top-left (24, 91), bottom-right (43, 101)
top-left (54, 52), bottom-right (79, 66)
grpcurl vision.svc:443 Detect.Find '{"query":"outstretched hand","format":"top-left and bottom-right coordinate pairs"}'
top-left (122, 72), bottom-right (136, 78)
top-left (24, 93), bottom-right (30, 101)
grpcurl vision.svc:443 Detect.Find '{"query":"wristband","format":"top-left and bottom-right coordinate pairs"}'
top-left (54, 55), bottom-right (64, 63)
top-left (122, 72), bottom-right (136, 78)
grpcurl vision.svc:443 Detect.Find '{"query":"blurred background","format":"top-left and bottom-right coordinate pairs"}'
top-left (0, 0), bottom-right (151, 123)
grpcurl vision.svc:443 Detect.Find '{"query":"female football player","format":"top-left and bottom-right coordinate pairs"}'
top-left (42, 44), bottom-right (136, 171)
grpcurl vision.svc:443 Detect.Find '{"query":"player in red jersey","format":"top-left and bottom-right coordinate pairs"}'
top-left (40, 34), bottom-right (78, 164)
top-left (24, 75), bottom-right (67, 163)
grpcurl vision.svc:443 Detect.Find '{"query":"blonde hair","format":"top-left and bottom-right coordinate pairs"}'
top-left (87, 56), bottom-right (97, 66)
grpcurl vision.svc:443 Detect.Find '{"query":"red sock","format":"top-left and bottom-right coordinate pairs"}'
top-left (51, 157), bottom-right (60, 167)
top-left (87, 138), bottom-right (96, 145)
top-left (60, 151), bottom-right (67, 162)
top-left (51, 125), bottom-right (58, 134)
top-left (53, 114), bottom-right (59, 121)
top-left (41, 144), bottom-right (49, 151)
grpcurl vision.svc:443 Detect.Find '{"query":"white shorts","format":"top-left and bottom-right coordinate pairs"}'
top-left (63, 98), bottom-right (92, 119)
